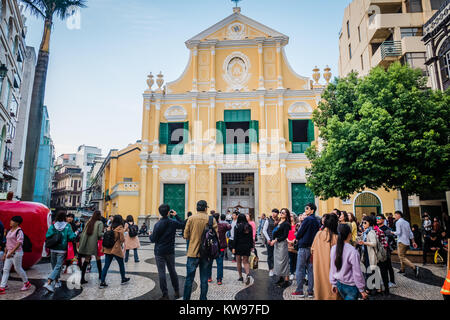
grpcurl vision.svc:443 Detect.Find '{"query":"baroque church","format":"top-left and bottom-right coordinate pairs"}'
top-left (99, 7), bottom-right (400, 225)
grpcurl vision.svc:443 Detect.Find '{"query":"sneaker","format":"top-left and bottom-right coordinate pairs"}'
top-left (174, 291), bottom-right (180, 299)
top-left (308, 292), bottom-right (314, 298)
top-left (43, 282), bottom-right (54, 293)
top-left (121, 277), bottom-right (131, 285)
top-left (289, 274), bottom-right (295, 281)
top-left (54, 281), bottom-right (62, 289)
top-left (21, 281), bottom-right (32, 291)
top-left (159, 294), bottom-right (169, 300)
top-left (415, 266), bottom-right (420, 278)
top-left (80, 279), bottom-right (88, 285)
top-left (292, 291), bottom-right (305, 297)
top-left (232, 260), bottom-right (236, 263)
top-left (135, 260), bottom-right (140, 263)
top-left (99, 282), bottom-right (108, 289)
top-left (269, 270), bottom-right (274, 277)
top-left (0, 288), bottom-right (5, 295)
top-left (217, 280), bottom-right (223, 285)
top-left (398, 270), bottom-right (405, 274)
top-left (208, 278), bottom-right (212, 283)
top-left (388, 282), bottom-right (397, 288)
top-left (245, 275), bottom-right (251, 285)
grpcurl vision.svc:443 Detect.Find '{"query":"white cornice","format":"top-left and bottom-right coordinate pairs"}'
top-left (143, 90), bottom-right (317, 101)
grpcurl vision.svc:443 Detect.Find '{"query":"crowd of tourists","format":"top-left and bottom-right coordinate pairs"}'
top-left (0, 202), bottom-right (448, 301)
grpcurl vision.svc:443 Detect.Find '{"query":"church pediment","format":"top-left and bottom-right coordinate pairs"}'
top-left (186, 11), bottom-right (288, 47)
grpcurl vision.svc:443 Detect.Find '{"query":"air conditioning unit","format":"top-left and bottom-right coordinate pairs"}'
top-left (5, 135), bottom-right (12, 143)
top-left (10, 111), bottom-right (16, 117)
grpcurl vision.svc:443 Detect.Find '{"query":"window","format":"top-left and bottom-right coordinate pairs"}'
top-left (405, 0), bottom-right (422, 12)
top-left (346, 21), bottom-right (350, 38)
top-left (439, 50), bottom-right (450, 84)
top-left (401, 52), bottom-right (427, 74)
top-left (348, 44), bottom-right (352, 59)
top-left (431, 0), bottom-right (445, 10)
top-left (358, 26), bottom-right (361, 42)
top-left (159, 121), bottom-right (189, 155)
top-left (361, 54), bottom-right (364, 70)
top-left (217, 110), bottom-right (258, 155)
top-left (288, 120), bottom-right (315, 154)
top-left (400, 27), bottom-right (423, 38)
top-left (123, 177), bottom-right (133, 182)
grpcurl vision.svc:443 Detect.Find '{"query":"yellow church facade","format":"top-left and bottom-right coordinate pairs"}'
top-left (102, 8), bottom-right (407, 225)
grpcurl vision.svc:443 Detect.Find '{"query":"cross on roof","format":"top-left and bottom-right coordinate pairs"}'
top-left (231, 0), bottom-right (242, 8)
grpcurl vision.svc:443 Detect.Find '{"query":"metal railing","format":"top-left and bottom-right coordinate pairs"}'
top-left (380, 41), bottom-right (402, 60)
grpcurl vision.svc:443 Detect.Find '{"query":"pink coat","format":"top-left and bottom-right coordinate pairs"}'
top-left (124, 222), bottom-right (140, 250)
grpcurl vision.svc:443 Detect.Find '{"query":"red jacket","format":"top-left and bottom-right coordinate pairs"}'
top-left (217, 222), bottom-right (231, 249)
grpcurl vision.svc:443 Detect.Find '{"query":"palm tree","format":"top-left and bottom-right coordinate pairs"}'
top-left (20, 0), bottom-right (87, 201)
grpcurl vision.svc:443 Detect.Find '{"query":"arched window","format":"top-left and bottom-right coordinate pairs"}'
top-left (353, 192), bottom-right (382, 221)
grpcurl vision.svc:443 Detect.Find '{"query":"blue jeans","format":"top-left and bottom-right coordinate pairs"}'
top-left (49, 252), bottom-right (66, 282)
top-left (208, 251), bottom-right (224, 281)
top-left (336, 281), bottom-right (360, 300)
top-left (183, 257), bottom-right (212, 300)
top-left (101, 254), bottom-right (126, 283)
top-left (295, 247), bottom-right (313, 293)
top-left (125, 249), bottom-right (139, 262)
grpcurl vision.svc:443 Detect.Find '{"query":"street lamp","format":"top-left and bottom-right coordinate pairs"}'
top-left (0, 63), bottom-right (8, 81)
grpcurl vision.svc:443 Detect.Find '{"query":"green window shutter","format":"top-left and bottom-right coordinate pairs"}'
top-left (183, 121), bottom-right (189, 144)
top-left (224, 110), bottom-right (251, 122)
top-left (307, 120), bottom-right (315, 142)
top-left (159, 122), bottom-right (169, 145)
top-left (216, 121), bottom-right (225, 144)
top-left (249, 120), bottom-right (259, 143)
top-left (289, 119), bottom-right (293, 142)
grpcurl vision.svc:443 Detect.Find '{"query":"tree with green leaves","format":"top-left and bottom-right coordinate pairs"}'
top-left (20, 0), bottom-right (87, 201)
top-left (306, 62), bottom-right (450, 221)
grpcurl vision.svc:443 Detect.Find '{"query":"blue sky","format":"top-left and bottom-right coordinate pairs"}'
top-left (22, 0), bottom-right (352, 157)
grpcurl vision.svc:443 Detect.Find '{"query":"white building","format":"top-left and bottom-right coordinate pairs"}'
top-left (0, 0), bottom-right (35, 194)
top-left (75, 145), bottom-right (102, 207)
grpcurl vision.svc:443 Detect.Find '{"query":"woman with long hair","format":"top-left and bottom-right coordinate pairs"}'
top-left (270, 208), bottom-right (292, 288)
top-left (99, 215), bottom-right (130, 288)
top-left (287, 214), bottom-right (299, 281)
top-left (78, 210), bottom-right (104, 284)
top-left (330, 224), bottom-right (367, 300)
top-left (348, 212), bottom-right (358, 244)
top-left (358, 215), bottom-right (379, 295)
top-left (233, 214), bottom-right (254, 285)
top-left (311, 214), bottom-right (339, 300)
top-left (124, 215), bottom-right (140, 263)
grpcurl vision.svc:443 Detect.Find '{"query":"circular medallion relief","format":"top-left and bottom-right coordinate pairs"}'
top-left (223, 52), bottom-right (251, 91)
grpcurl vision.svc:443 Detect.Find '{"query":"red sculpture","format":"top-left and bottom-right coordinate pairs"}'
top-left (0, 201), bottom-right (50, 270)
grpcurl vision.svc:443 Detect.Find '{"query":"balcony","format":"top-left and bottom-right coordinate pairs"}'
top-left (368, 12), bottom-right (425, 42)
top-left (372, 40), bottom-right (402, 67)
top-left (110, 182), bottom-right (139, 199)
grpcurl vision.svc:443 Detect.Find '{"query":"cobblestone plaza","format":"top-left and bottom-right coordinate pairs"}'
top-left (0, 237), bottom-right (445, 301)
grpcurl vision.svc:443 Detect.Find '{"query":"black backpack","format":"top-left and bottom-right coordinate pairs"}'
top-left (102, 230), bottom-right (116, 249)
top-left (128, 224), bottom-right (138, 238)
top-left (16, 229), bottom-right (32, 253)
top-left (199, 216), bottom-right (220, 261)
top-left (45, 226), bottom-right (63, 250)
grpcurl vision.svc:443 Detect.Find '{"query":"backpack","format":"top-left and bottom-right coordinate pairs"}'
top-left (128, 224), bottom-right (138, 238)
top-left (102, 230), bottom-right (116, 249)
top-left (45, 226), bottom-right (63, 250)
top-left (374, 227), bottom-right (388, 262)
top-left (17, 229), bottom-right (32, 253)
top-left (200, 216), bottom-right (220, 261)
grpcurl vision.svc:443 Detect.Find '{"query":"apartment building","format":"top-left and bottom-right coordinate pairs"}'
top-left (0, 0), bottom-right (35, 193)
top-left (339, 0), bottom-right (445, 78)
top-left (51, 165), bottom-right (82, 214)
